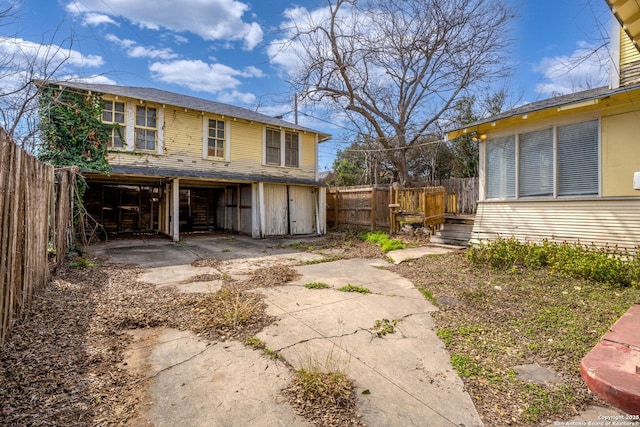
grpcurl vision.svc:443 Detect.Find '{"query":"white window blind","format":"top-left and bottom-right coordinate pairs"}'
top-left (486, 135), bottom-right (515, 199)
top-left (519, 128), bottom-right (553, 197)
top-left (557, 120), bottom-right (598, 196)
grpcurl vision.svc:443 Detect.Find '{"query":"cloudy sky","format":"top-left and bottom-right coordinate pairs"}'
top-left (2, 0), bottom-right (613, 169)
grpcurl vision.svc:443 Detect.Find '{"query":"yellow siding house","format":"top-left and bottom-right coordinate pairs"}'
top-left (42, 81), bottom-right (330, 241)
top-left (446, 2), bottom-right (640, 250)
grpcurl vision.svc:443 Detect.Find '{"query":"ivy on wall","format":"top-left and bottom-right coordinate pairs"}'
top-left (37, 84), bottom-right (111, 174)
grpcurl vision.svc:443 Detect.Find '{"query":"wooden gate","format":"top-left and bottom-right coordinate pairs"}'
top-left (389, 186), bottom-right (446, 233)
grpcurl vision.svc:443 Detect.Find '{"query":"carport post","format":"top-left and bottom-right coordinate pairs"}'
top-left (172, 178), bottom-right (180, 242)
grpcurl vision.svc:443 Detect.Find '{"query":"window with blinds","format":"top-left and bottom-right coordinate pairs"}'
top-left (484, 119), bottom-right (599, 200)
top-left (519, 128), bottom-right (553, 197)
top-left (557, 120), bottom-right (598, 196)
top-left (486, 135), bottom-right (516, 199)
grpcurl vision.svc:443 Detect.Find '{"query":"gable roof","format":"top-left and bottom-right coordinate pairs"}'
top-left (447, 83), bottom-right (640, 139)
top-left (35, 80), bottom-right (331, 142)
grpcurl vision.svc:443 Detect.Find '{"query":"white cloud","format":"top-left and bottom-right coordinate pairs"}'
top-left (217, 90), bottom-right (256, 104)
top-left (148, 59), bottom-right (262, 100)
top-left (59, 74), bottom-right (118, 84)
top-left (0, 37), bottom-right (103, 70)
top-left (83, 13), bottom-right (118, 26)
top-left (105, 34), bottom-right (178, 60)
top-left (534, 41), bottom-right (609, 96)
top-left (173, 35), bottom-right (189, 45)
top-left (267, 6), bottom-right (327, 71)
top-left (66, 0), bottom-right (263, 50)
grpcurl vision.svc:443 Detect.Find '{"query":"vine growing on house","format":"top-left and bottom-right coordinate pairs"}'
top-left (37, 83), bottom-right (113, 240)
top-left (37, 83), bottom-right (111, 174)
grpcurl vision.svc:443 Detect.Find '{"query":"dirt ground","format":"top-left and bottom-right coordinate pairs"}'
top-left (0, 232), bottom-right (387, 427)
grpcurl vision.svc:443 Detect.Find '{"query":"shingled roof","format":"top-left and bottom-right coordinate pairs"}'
top-left (35, 80), bottom-right (331, 141)
top-left (448, 83), bottom-right (640, 135)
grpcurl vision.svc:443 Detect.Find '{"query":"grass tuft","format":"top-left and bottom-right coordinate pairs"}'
top-left (304, 282), bottom-right (331, 289)
top-left (337, 284), bottom-right (371, 294)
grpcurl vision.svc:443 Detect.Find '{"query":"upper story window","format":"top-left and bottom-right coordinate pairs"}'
top-left (266, 128), bottom-right (281, 165)
top-left (102, 100), bottom-right (125, 148)
top-left (207, 119), bottom-right (225, 158)
top-left (265, 127), bottom-right (300, 168)
top-left (285, 131), bottom-right (299, 167)
top-left (484, 119), bottom-right (599, 200)
top-left (135, 105), bottom-right (157, 151)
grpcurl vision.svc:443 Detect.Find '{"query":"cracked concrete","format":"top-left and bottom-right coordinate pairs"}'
top-left (258, 258), bottom-right (481, 426)
top-left (90, 235), bottom-right (481, 426)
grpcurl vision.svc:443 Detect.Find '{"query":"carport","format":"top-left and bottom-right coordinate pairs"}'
top-left (83, 170), bottom-right (326, 241)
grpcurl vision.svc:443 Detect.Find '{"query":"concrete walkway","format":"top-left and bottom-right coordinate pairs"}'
top-left (258, 258), bottom-right (481, 426)
top-left (89, 235), bottom-right (482, 426)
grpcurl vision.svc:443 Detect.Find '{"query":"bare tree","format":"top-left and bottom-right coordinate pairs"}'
top-left (0, 4), bottom-right (75, 151)
top-left (280, 0), bottom-right (514, 185)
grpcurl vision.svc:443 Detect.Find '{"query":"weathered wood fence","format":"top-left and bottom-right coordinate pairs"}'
top-left (327, 185), bottom-right (391, 230)
top-left (388, 186), bottom-right (446, 233)
top-left (0, 129), bottom-right (76, 346)
top-left (416, 177), bottom-right (479, 214)
top-left (327, 177), bottom-right (478, 231)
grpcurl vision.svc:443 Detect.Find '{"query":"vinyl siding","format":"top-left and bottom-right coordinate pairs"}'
top-left (472, 199), bottom-right (640, 250)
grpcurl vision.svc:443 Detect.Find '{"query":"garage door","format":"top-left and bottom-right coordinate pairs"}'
top-left (264, 184), bottom-right (288, 235)
top-left (288, 186), bottom-right (315, 235)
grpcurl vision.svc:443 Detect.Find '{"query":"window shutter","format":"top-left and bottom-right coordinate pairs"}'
top-left (519, 128), bottom-right (553, 197)
top-left (486, 135), bottom-right (516, 199)
top-left (557, 120), bottom-right (598, 196)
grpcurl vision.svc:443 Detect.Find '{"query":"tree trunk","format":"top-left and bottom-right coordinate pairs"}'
top-left (392, 150), bottom-right (411, 187)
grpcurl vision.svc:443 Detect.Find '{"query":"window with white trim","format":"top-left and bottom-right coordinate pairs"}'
top-left (266, 128), bottom-right (280, 165)
top-left (135, 105), bottom-right (157, 151)
top-left (207, 119), bottom-right (225, 158)
top-left (484, 119), bottom-right (599, 200)
top-left (519, 128), bottom-right (553, 197)
top-left (265, 128), bottom-right (301, 167)
top-left (285, 131), bottom-right (299, 167)
top-left (557, 120), bottom-right (598, 196)
top-left (486, 135), bottom-right (516, 199)
top-left (102, 100), bottom-right (125, 148)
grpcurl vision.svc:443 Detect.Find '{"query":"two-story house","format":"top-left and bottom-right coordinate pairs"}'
top-left (446, 1), bottom-right (640, 250)
top-left (38, 81), bottom-right (330, 241)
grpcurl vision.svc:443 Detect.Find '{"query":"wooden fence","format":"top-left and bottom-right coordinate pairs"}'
top-left (0, 129), bottom-right (76, 346)
top-left (327, 184), bottom-right (449, 232)
top-left (389, 186), bottom-right (445, 233)
top-left (416, 177), bottom-right (479, 214)
top-left (327, 185), bottom-right (391, 230)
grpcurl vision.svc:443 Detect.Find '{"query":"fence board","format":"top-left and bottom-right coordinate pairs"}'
top-left (0, 129), bottom-right (75, 346)
top-left (416, 177), bottom-right (479, 214)
top-left (328, 183), bottom-right (453, 233)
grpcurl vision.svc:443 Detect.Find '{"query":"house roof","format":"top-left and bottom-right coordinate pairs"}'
top-left (447, 83), bottom-right (640, 139)
top-left (605, 0), bottom-right (640, 53)
top-left (35, 80), bottom-right (331, 142)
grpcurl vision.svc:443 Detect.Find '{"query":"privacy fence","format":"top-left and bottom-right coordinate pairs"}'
top-left (0, 129), bottom-right (76, 346)
top-left (326, 177), bottom-right (477, 231)
top-left (415, 177), bottom-right (479, 215)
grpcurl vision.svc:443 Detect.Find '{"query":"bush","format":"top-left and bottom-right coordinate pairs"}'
top-left (468, 238), bottom-right (640, 287)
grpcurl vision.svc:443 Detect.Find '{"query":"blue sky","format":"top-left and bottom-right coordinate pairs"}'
top-left (2, 0), bottom-right (614, 170)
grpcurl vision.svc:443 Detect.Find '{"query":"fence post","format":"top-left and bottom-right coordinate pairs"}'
top-left (371, 186), bottom-right (377, 231)
top-left (334, 189), bottom-right (339, 227)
